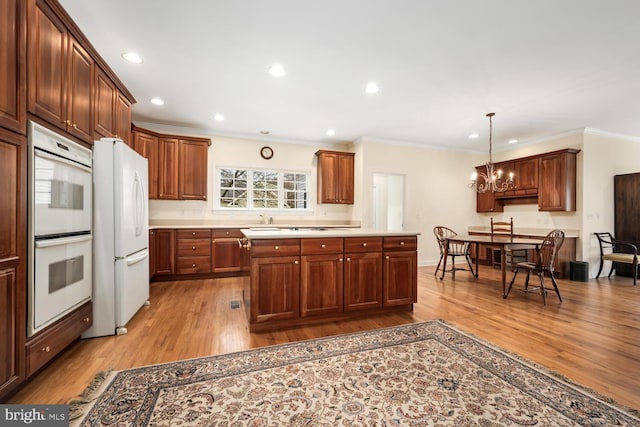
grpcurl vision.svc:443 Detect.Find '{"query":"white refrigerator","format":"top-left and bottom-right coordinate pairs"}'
top-left (83, 138), bottom-right (150, 338)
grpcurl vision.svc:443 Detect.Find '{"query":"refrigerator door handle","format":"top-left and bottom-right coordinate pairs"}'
top-left (133, 171), bottom-right (145, 237)
top-left (126, 250), bottom-right (149, 266)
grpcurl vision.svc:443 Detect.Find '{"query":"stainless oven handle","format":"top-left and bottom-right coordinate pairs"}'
top-left (35, 149), bottom-right (92, 173)
top-left (126, 250), bottom-right (149, 266)
top-left (35, 234), bottom-right (93, 248)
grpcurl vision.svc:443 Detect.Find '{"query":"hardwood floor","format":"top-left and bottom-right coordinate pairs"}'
top-left (7, 265), bottom-right (640, 410)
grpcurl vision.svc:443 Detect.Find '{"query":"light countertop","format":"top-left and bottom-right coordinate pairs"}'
top-left (149, 219), bottom-right (360, 230)
top-left (241, 227), bottom-right (420, 239)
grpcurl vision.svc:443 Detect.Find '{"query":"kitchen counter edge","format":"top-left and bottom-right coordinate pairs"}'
top-left (241, 228), bottom-right (420, 239)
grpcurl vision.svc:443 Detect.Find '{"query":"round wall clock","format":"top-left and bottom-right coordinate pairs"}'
top-left (260, 146), bottom-right (274, 159)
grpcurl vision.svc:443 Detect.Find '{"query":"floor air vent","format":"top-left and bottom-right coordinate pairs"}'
top-left (230, 300), bottom-right (241, 309)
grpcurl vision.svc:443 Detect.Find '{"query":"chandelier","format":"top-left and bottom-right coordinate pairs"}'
top-left (469, 112), bottom-right (514, 193)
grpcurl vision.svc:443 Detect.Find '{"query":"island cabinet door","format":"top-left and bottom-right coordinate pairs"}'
top-left (250, 256), bottom-right (300, 323)
top-left (300, 254), bottom-right (343, 317)
top-left (344, 252), bottom-right (383, 311)
top-left (383, 251), bottom-right (417, 306)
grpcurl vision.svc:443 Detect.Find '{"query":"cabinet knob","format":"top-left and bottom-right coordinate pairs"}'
top-left (226, 231), bottom-right (230, 235)
top-left (321, 244), bottom-right (326, 248)
top-left (362, 242), bottom-right (367, 247)
top-left (294, 260), bottom-right (299, 264)
top-left (192, 246), bottom-right (196, 250)
top-left (339, 258), bottom-right (343, 262)
top-left (386, 256), bottom-right (390, 260)
top-left (192, 232), bottom-right (196, 236)
top-left (192, 263), bottom-right (196, 267)
top-left (64, 119), bottom-right (71, 125)
top-left (400, 241), bottom-right (405, 246)
top-left (274, 246), bottom-right (279, 250)
top-left (83, 317), bottom-right (90, 323)
top-left (346, 257), bottom-right (351, 261)
top-left (72, 123), bottom-right (78, 129)
top-left (42, 346), bottom-right (51, 353)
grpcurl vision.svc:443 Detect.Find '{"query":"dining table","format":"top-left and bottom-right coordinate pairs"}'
top-left (441, 234), bottom-right (543, 297)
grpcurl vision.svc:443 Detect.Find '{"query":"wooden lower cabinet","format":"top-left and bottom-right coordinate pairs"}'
top-left (250, 256), bottom-right (300, 323)
top-left (300, 254), bottom-right (343, 317)
top-left (175, 229), bottom-right (211, 274)
top-left (154, 229), bottom-right (175, 275)
top-left (344, 252), bottom-right (383, 311)
top-left (247, 234), bottom-right (417, 331)
top-left (211, 229), bottom-right (244, 273)
top-left (383, 236), bottom-right (418, 307)
top-left (383, 251), bottom-right (417, 306)
top-left (25, 301), bottom-right (92, 377)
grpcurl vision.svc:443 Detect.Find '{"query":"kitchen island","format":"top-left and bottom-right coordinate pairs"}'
top-left (241, 228), bottom-right (420, 331)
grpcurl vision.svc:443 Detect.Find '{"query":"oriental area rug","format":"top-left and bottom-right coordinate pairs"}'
top-left (71, 320), bottom-right (639, 426)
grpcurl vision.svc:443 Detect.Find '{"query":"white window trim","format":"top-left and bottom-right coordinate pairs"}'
top-left (215, 166), bottom-right (313, 213)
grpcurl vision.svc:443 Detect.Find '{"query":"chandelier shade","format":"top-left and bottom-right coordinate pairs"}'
top-left (469, 113), bottom-right (514, 193)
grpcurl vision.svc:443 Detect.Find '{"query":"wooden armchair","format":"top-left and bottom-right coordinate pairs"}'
top-left (594, 232), bottom-right (638, 286)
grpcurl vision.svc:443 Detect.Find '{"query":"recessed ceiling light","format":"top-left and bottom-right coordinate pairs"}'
top-left (268, 64), bottom-right (286, 77)
top-left (326, 129), bottom-right (335, 137)
top-left (150, 97), bottom-right (164, 106)
top-left (260, 130), bottom-right (270, 135)
top-left (508, 139), bottom-right (519, 144)
top-left (365, 82), bottom-right (379, 94)
top-left (214, 114), bottom-right (225, 122)
top-left (468, 133), bottom-right (479, 139)
top-left (121, 52), bottom-right (143, 64)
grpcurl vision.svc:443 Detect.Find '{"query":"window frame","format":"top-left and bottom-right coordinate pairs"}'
top-left (215, 166), bottom-right (312, 212)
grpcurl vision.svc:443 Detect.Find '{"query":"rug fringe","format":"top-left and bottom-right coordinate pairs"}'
top-left (67, 369), bottom-right (114, 421)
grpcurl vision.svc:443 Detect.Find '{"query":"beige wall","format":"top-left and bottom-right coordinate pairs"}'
top-left (581, 131), bottom-right (640, 276)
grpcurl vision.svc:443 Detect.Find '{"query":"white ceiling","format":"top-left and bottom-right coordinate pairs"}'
top-left (59, 0), bottom-right (640, 151)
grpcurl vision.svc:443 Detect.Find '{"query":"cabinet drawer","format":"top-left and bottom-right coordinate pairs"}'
top-left (251, 239), bottom-right (300, 257)
top-left (176, 229), bottom-right (211, 239)
top-left (383, 236), bottom-right (417, 251)
top-left (176, 239), bottom-right (211, 256)
top-left (212, 228), bottom-right (243, 239)
top-left (344, 237), bottom-right (382, 253)
top-left (26, 302), bottom-right (93, 377)
top-left (301, 237), bottom-right (343, 254)
top-left (176, 256), bottom-right (211, 274)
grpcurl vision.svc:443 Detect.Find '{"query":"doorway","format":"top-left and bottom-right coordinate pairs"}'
top-left (372, 173), bottom-right (405, 231)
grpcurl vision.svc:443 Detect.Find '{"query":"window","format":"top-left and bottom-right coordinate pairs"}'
top-left (218, 168), bottom-right (309, 210)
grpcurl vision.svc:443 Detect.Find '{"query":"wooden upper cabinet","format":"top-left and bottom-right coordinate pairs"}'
top-left (538, 149), bottom-right (579, 212)
top-left (315, 150), bottom-right (355, 204)
top-left (158, 137), bottom-right (179, 200)
top-left (93, 67), bottom-right (115, 139)
top-left (66, 35), bottom-right (93, 142)
top-left (514, 157), bottom-right (538, 193)
top-left (179, 138), bottom-right (209, 200)
top-left (28, 0), bottom-right (67, 131)
top-left (133, 128), bottom-right (159, 199)
top-left (0, 0), bottom-right (27, 135)
top-left (115, 92), bottom-right (131, 145)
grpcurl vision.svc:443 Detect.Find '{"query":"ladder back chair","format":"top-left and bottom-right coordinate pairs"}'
top-left (490, 217), bottom-right (528, 269)
top-left (594, 232), bottom-right (638, 286)
top-left (506, 229), bottom-right (565, 305)
top-left (433, 226), bottom-right (474, 279)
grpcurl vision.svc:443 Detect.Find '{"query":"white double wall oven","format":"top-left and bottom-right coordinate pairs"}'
top-left (28, 121), bottom-right (93, 336)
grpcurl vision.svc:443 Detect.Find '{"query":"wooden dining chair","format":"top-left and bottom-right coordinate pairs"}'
top-left (433, 226), bottom-right (474, 278)
top-left (490, 217), bottom-right (528, 270)
top-left (506, 229), bottom-right (565, 305)
top-left (594, 232), bottom-right (638, 286)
